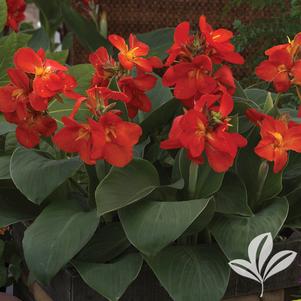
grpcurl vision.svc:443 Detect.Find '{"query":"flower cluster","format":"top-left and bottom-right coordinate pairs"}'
top-left (0, 48), bottom-right (79, 147)
top-left (256, 33), bottom-right (301, 94)
top-left (246, 109), bottom-right (301, 173)
top-left (5, 0), bottom-right (26, 32)
top-left (160, 16), bottom-right (247, 172)
top-left (52, 33), bottom-right (162, 166)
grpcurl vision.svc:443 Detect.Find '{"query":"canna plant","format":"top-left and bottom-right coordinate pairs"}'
top-left (1, 1), bottom-right (301, 300)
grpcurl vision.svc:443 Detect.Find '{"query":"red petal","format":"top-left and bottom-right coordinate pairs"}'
top-left (14, 48), bottom-right (43, 74)
top-left (174, 21), bottom-right (190, 44)
top-left (7, 68), bottom-right (29, 91)
top-left (104, 143), bottom-right (133, 167)
top-left (16, 124), bottom-right (40, 148)
top-left (133, 57), bottom-right (153, 72)
top-left (108, 34), bottom-right (127, 52)
top-left (255, 61), bottom-right (278, 82)
top-left (273, 148), bottom-right (288, 173)
top-left (29, 93), bottom-right (49, 111)
top-left (0, 86), bottom-right (16, 112)
top-left (118, 53), bottom-right (134, 70)
top-left (211, 29), bottom-right (233, 43)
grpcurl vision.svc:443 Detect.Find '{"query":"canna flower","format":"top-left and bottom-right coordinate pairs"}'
top-left (85, 86), bottom-right (129, 116)
top-left (53, 113), bottom-right (142, 167)
top-left (118, 73), bottom-right (157, 118)
top-left (165, 21), bottom-right (193, 66)
top-left (6, 0), bottom-right (26, 32)
top-left (6, 111), bottom-right (57, 148)
top-left (89, 47), bottom-right (119, 87)
top-left (247, 112), bottom-right (301, 173)
top-left (108, 34), bottom-right (153, 72)
top-left (163, 55), bottom-right (216, 99)
top-left (199, 15), bottom-right (244, 65)
top-left (53, 116), bottom-right (105, 165)
top-left (255, 49), bottom-right (294, 92)
top-left (13, 48), bottom-right (70, 98)
top-left (161, 108), bottom-right (247, 172)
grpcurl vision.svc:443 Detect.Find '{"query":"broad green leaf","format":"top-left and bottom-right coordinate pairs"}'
top-left (234, 80), bottom-right (247, 98)
top-left (0, 188), bottom-right (39, 227)
top-left (61, 3), bottom-right (111, 52)
top-left (137, 76), bottom-right (173, 122)
top-left (145, 245), bottom-right (230, 301)
top-left (215, 172), bottom-right (252, 216)
top-left (284, 152), bottom-right (301, 180)
top-left (0, 0), bottom-right (7, 32)
top-left (285, 187), bottom-right (301, 227)
top-left (236, 129), bottom-right (283, 209)
top-left (0, 155), bottom-right (10, 179)
top-left (137, 28), bottom-right (174, 60)
top-left (178, 150), bottom-right (224, 198)
top-left (28, 27), bottom-right (50, 50)
top-left (119, 198), bottom-right (211, 256)
top-left (73, 253), bottom-right (143, 301)
top-left (23, 198), bottom-right (99, 284)
top-left (10, 147), bottom-right (83, 204)
top-left (210, 197), bottom-right (288, 260)
top-left (32, 0), bottom-right (63, 37)
top-left (140, 98), bottom-right (180, 141)
top-left (244, 88), bottom-right (277, 107)
top-left (76, 223), bottom-right (130, 263)
top-left (95, 159), bottom-right (160, 215)
top-left (0, 32), bottom-right (31, 85)
top-left (46, 49), bottom-right (69, 64)
top-left (67, 64), bottom-right (94, 95)
top-left (0, 121), bottom-right (16, 135)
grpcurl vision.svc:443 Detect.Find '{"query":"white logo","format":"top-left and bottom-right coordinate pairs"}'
top-left (229, 232), bottom-right (297, 297)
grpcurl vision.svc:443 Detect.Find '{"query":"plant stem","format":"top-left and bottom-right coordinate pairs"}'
top-left (188, 161), bottom-right (199, 199)
top-left (260, 281), bottom-right (264, 299)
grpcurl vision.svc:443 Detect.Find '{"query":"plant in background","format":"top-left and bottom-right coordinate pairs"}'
top-left (1, 1), bottom-right (301, 301)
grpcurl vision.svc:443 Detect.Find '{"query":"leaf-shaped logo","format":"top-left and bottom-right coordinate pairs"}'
top-left (229, 232), bottom-right (297, 297)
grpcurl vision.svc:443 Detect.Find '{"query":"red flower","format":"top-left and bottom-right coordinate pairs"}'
top-left (6, 0), bottom-right (25, 32)
top-left (108, 34), bottom-right (153, 72)
top-left (11, 112), bottom-right (57, 148)
top-left (54, 113), bottom-right (142, 167)
top-left (98, 112), bottom-right (142, 167)
top-left (161, 109), bottom-right (246, 173)
top-left (85, 86), bottom-right (129, 116)
top-left (163, 55), bottom-right (216, 99)
top-left (255, 49), bottom-right (294, 92)
top-left (165, 21), bottom-right (193, 66)
top-left (89, 47), bottom-right (118, 87)
top-left (53, 116), bottom-right (105, 165)
top-left (14, 48), bottom-right (69, 98)
top-left (119, 73), bottom-right (157, 118)
top-left (253, 114), bottom-right (301, 173)
top-left (199, 15), bottom-right (244, 65)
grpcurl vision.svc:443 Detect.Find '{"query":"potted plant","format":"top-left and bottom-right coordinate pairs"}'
top-left (1, 0), bottom-right (301, 300)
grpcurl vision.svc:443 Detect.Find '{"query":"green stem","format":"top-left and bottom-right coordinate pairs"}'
top-left (188, 161), bottom-right (199, 199)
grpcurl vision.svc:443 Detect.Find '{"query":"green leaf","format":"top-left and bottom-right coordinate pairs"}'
top-left (67, 64), bottom-right (94, 95)
top-left (76, 223), bottom-right (130, 263)
top-left (137, 28), bottom-right (174, 60)
top-left (215, 172), bottom-right (252, 216)
top-left (73, 253), bottom-right (143, 301)
top-left (0, 188), bottom-right (39, 227)
top-left (178, 150), bottom-right (224, 198)
top-left (145, 245), bottom-right (230, 301)
top-left (32, 0), bottom-right (63, 37)
top-left (28, 27), bottom-right (50, 50)
top-left (0, 32), bottom-right (31, 85)
top-left (119, 198), bottom-right (211, 256)
top-left (95, 159), bottom-right (160, 215)
top-left (140, 98), bottom-right (180, 141)
top-left (285, 187), bottom-right (301, 227)
top-left (284, 152), bottom-right (301, 180)
top-left (23, 198), bottom-right (99, 284)
top-left (0, 0), bottom-right (7, 32)
top-left (46, 49), bottom-right (69, 64)
top-left (137, 76), bottom-right (173, 122)
top-left (236, 129), bottom-right (283, 209)
top-left (10, 147), bottom-right (83, 205)
top-left (244, 88), bottom-right (277, 107)
top-left (61, 3), bottom-right (111, 52)
top-left (0, 121), bottom-right (16, 135)
top-left (210, 197), bottom-right (288, 260)
top-left (234, 80), bottom-right (247, 98)
top-left (0, 155), bottom-right (11, 179)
